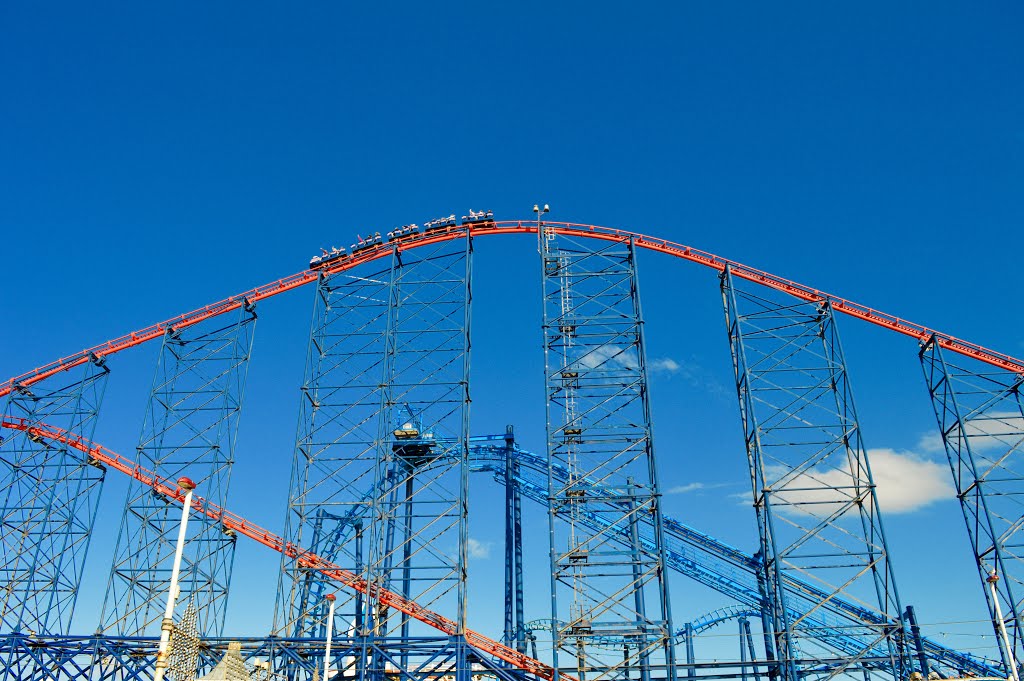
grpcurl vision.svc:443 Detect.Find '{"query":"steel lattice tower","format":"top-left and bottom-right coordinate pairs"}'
top-left (0, 357), bottom-right (108, 638)
top-left (721, 266), bottom-right (910, 681)
top-left (274, 257), bottom-right (395, 640)
top-left (540, 229), bottom-right (676, 681)
top-left (100, 304), bottom-right (257, 638)
top-left (275, 234), bottom-right (473, 662)
top-left (920, 337), bottom-right (1024, 678)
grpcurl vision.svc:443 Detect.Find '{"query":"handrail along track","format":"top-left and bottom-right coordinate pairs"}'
top-left (4, 220), bottom-right (1020, 400)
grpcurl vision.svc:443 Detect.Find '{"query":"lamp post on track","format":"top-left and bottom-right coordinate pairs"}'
top-left (988, 570), bottom-right (1021, 681)
top-left (534, 203), bottom-right (550, 253)
top-left (153, 476), bottom-right (197, 681)
top-left (324, 593), bottom-right (337, 681)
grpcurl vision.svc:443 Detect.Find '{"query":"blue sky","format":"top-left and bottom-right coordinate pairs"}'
top-left (2, 0), bottom-right (1023, 665)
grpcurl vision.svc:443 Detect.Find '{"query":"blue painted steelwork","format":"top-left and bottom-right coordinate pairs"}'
top-left (274, 257), bottom-right (395, 640)
top-left (0, 633), bottom-right (539, 681)
top-left (0, 355), bottom-right (108, 637)
top-left (504, 425), bottom-right (527, 654)
top-left (741, 618), bottom-right (760, 681)
top-left (0, 431), bottom-right (999, 678)
top-left (687, 608), bottom-right (761, 636)
top-left (275, 233), bottom-right (474, 666)
top-left (920, 336), bottom-right (1024, 678)
top-left (306, 433), bottom-right (997, 678)
top-left (540, 229), bottom-right (676, 681)
top-left (476, 443), bottom-right (999, 679)
top-left (721, 267), bottom-right (910, 681)
top-left (100, 303), bottom-right (257, 639)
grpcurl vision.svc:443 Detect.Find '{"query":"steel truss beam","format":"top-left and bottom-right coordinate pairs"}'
top-left (540, 230), bottom-right (676, 681)
top-left (920, 336), bottom-right (1024, 678)
top-left (277, 235), bottom-right (473, 651)
top-left (0, 633), bottom-right (528, 681)
top-left (0, 357), bottom-right (108, 636)
top-left (101, 303), bottom-right (257, 638)
top-left (721, 267), bottom-right (909, 681)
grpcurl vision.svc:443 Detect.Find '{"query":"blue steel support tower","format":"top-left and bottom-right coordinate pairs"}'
top-left (504, 425), bottom-right (527, 655)
top-left (274, 256), bottom-right (395, 641)
top-left (100, 304), bottom-right (257, 639)
top-left (0, 356), bottom-right (108, 640)
top-left (721, 266), bottom-right (909, 681)
top-left (539, 228), bottom-right (676, 681)
top-left (275, 233), bottom-right (473, 680)
top-left (920, 336), bottom-right (1024, 678)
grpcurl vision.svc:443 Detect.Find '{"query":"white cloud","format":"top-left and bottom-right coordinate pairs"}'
top-left (577, 344), bottom-right (639, 371)
top-left (919, 411), bottom-right (1024, 455)
top-left (667, 482), bottom-right (705, 494)
top-left (762, 448), bottom-right (953, 515)
top-left (650, 358), bottom-right (681, 373)
top-left (467, 538), bottom-right (493, 560)
top-left (865, 449), bottom-right (954, 513)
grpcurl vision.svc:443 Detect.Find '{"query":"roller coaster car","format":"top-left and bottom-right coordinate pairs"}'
top-left (310, 247), bottom-right (350, 270)
top-left (351, 233), bottom-right (383, 253)
top-left (387, 224), bottom-right (420, 242)
top-left (424, 214), bottom-right (457, 233)
top-left (569, 619), bottom-right (592, 635)
top-left (460, 209), bottom-right (495, 227)
top-left (392, 426), bottom-right (435, 466)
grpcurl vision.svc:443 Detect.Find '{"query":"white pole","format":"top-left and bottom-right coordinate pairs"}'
top-left (988, 570), bottom-right (1020, 681)
top-left (154, 476), bottom-right (197, 681)
top-left (324, 593), bottom-right (337, 681)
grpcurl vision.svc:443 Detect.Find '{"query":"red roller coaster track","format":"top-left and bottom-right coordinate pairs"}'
top-left (0, 416), bottom-right (568, 681)
top-left (4, 219), bottom-right (1021, 399)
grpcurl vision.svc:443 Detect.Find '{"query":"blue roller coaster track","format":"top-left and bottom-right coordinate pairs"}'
top-left (296, 434), bottom-right (1001, 679)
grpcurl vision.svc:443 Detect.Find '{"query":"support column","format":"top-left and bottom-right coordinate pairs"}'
top-left (274, 256), bottom-right (396, 640)
top-left (920, 336), bottom-right (1024, 677)
top-left (539, 230), bottom-right (676, 681)
top-left (101, 302), bottom-right (256, 638)
top-left (275, 233), bottom-right (473, 654)
top-left (721, 266), bottom-right (909, 681)
top-left (0, 355), bottom-right (109, 636)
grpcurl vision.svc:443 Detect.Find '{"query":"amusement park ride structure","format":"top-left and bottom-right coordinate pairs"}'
top-left (1, 213), bottom-right (1022, 681)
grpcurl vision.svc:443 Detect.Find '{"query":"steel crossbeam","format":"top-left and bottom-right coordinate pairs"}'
top-left (540, 230), bottom-right (676, 681)
top-left (0, 357), bottom-right (108, 637)
top-left (721, 267), bottom-right (910, 681)
top-left (100, 303), bottom-right (256, 639)
top-left (920, 337), bottom-right (1024, 679)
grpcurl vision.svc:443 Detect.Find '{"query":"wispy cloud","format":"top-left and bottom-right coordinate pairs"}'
top-left (654, 355), bottom-right (728, 397)
top-left (467, 538), bottom-right (493, 560)
top-left (918, 411), bottom-right (1024, 455)
top-left (666, 481), bottom-right (731, 495)
top-left (649, 358), bottom-right (681, 373)
top-left (577, 344), bottom-right (639, 371)
top-left (573, 347), bottom-right (727, 397)
top-left (740, 448), bottom-right (953, 515)
top-left (667, 482), bottom-right (705, 494)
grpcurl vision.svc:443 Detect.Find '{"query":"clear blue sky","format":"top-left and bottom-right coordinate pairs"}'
top-left (2, 0), bottom-right (1022, 664)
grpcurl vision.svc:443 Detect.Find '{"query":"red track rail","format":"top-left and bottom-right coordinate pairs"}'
top-left (3, 219), bottom-right (1021, 400)
top-left (0, 416), bottom-right (565, 681)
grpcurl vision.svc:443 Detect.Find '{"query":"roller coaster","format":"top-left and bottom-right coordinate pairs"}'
top-left (2, 216), bottom-right (1022, 681)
